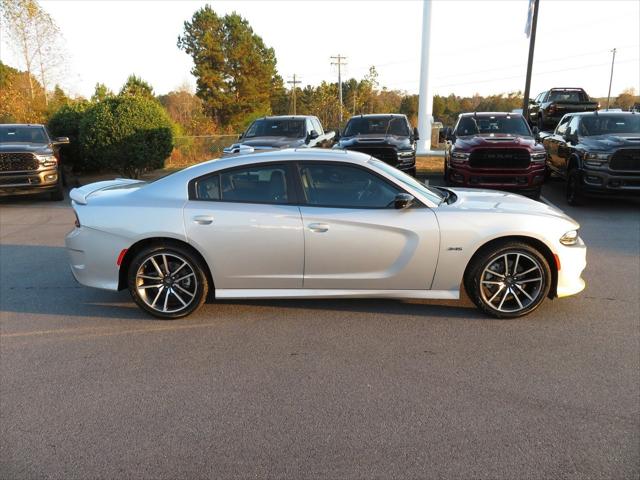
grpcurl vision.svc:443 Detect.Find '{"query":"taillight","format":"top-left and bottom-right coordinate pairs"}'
top-left (74, 211), bottom-right (80, 228)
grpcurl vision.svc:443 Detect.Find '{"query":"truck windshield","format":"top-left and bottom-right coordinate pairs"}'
top-left (579, 115), bottom-right (640, 136)
top-left (244, 119), bottom-right (305, 138)
top-left (548, 90), bottom-right (587, 102)
top-left (344, 117), bottom-right (410, 137)
top-left (456, 116), bottom-right (531, 137)
top-left (0, 125), bottom-right (48, 144)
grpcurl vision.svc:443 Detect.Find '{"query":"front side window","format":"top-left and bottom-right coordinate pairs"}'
top-left (299, 163), bottom-right (400, 208)
top-left (194, 165), bottom-right (289, 204)
top-left (311, 118), bottom-right (323, 135)
top-left (555, 116), bottom-right (571, 135)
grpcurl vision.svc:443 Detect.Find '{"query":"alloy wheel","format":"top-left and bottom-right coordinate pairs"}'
top-left (479, 251), bottom-right (544, 314)
top-left (135, 253), bottom-right (198, 314)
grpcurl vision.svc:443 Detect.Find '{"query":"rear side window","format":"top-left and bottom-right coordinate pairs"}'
top-left (194, 164), bottom-right (289, 204)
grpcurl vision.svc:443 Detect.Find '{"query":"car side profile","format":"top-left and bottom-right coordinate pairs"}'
top-left (66, 149), bottom-right (586, 319)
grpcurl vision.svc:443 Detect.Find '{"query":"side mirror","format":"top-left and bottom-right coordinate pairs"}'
top-left (333, 130), bottom-right (340, 142)
top-left (394, 193), bottom-right (415, 209)
top-left (238, 133), bottom-right (244, 141)
top-left (308, 130), bottom-right (319, 140)
top-left (413, 127), bottom-right (420, 141)
top-left (54, 137), bottom-right (70, 144)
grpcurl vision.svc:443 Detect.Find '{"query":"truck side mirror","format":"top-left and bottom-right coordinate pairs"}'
top-left (413, 127), bottom-right (420, 141)
top-left (54, 137), bottom-right (70, 144)
top-left (308, 130), bottom-right (319, 140)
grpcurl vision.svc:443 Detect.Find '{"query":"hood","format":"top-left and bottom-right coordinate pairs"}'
top-left (579, 134), bottom-right (640, 151)
top-left (447, 188), bottom-right (578, 226)
top-left (70, 178), bottom-right (145, 205)
top-left (338, 134), bottom-right (412, 149)
top-left (238, 136), bottom-right (306, 149)
top-left (0, 143), bottom-right (53, 155)
top-left (454, 134), bottom-right (541, 151)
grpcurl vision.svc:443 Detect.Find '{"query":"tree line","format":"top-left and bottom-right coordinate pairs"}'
top-left (2, 1), bottom-right (638, 176)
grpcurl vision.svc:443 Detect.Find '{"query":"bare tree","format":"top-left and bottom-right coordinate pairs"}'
top-left (1, 0), bottom-right (64, 105)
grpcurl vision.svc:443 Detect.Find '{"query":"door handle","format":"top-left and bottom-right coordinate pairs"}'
top-left (193, 215), bottom-right (214, 225)
top-left (308, 223), bottom-right (329, 233)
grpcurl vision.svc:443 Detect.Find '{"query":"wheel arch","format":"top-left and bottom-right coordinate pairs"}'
top-left (117, 237), bottom-right (215, 296)
top-left (464, 235), bottom-right (558, 298)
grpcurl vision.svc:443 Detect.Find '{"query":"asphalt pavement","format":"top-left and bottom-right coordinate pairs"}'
top-left (1, 178), bottom-right (638, 479)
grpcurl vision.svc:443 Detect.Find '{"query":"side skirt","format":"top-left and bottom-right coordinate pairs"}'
top-left (215, 289), bottom-right (460, 300)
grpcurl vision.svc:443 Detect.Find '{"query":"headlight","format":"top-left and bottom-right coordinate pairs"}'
top-left (560, 230), bottom-right (579, 246)
top-left (531, 152), bottom-right (546, 162)
top-left (36, 154), bottom-right (57, 167)
top-left (398, 150), bottom-right (414, 158)
top-left (451, 151), bottom-right (469, 161)
top-left (584, 152), bottom-right (609, 167)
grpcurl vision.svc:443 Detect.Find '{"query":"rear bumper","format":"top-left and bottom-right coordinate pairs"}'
top-left (448, 163), bottom-right (546, 192)
top-left (0, 168), bottom-right (60, 196)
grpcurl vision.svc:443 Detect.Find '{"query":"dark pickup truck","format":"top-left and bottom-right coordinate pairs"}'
top-left (0, 124), bottom-right (69, 201)
top-left (223, 115), bottom-right (335, 156)
top-left (528, 88), bottom-right (598, 131)
top-left (444, 112), bottom-right (547, 199)
top-left (334, 114), bottom-right (419, 177)
top-left (541, 111), bottom-right (640, 205)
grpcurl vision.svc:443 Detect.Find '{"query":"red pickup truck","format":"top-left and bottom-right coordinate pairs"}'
top-left (444, 112), bottom-right (547, 199)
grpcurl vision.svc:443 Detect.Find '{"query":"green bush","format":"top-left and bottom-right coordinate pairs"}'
top-left (79, 96), bottom-right (174, 178)
top-left (47, 101), bottom-right (90, 172)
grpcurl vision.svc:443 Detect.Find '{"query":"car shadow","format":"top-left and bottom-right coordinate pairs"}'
top-left (0, 244), bottom-right (481, 321)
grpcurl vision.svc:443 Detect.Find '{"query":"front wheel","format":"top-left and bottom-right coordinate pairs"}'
top-left (566, 168), bottom-right (585, 206)
top-left (465, 242), bottom-right (551, 319)
top-left (128, 244), bottom-right (209, 319)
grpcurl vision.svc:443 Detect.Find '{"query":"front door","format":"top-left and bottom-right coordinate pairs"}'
top-left (184, 163), bottom-right (304, 289)
top-left (297, 163), bottom-right (439, 290)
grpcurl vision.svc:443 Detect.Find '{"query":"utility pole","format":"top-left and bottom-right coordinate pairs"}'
top-left (330, 54), bottom-right (347, 124)
top-left (287, 74), bottom-right (301, 115)
top-left (522, 0), bottom-right (540, 117)
top-left (606, 48), bottom-right (617, 110)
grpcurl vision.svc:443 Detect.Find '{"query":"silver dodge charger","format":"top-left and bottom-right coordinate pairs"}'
top-left (66, 149), bottom-right (586, 319)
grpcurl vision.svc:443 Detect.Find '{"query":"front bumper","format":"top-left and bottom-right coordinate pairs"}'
top-left (580, 167), bottom-right (640, 196)
top-left (0, 168), bottom-right (59, 196)
top-left (448, 163), bottom-right (545, 192)
top-left (555, 237), bottom-right (587, 298)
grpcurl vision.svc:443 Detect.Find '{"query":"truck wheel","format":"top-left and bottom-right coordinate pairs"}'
top-left (530, 187), bottom-right (542, 201)
top-left (566, 168), bottom-right (585, 206)
top-left (50, 174), bottom-right (65, 201)
top-left (537, 114), bottom-right (545, 132)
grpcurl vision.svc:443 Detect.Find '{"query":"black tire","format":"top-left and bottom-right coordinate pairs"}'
top-left (127, 243), bottom-right (209, 319)
top-left (407, 166), bottom-right (417, 177)
top-left (537, 114), bottom-right (544, 132)
top-left (530, 187), bottom-right (542, 201)
top-left (566, 168), bottom-right (585, 206)
top-left (443, 160), bottom-right (452, 186)
top-left (464, 241), bottom-right (551, 319)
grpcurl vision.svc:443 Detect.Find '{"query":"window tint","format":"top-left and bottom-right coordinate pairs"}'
top-left (548, 90), bottom-right (587, 102)
top-left (556, 116), bottom-right (571, 135)
top-left (244, 119), bottom-right (305, 138)
top-left (567, 116), bottom-right (581, 136)
top-left (300, 164), bottom-right (399, 208)
top-left (0, 125), bottom-right (48, 143)
top-left (195, 165), bottom-right (289, 204)
top-left (311, 118), bottom-right (323, 135)
top-left (456, 115), bottom-right (531, 136)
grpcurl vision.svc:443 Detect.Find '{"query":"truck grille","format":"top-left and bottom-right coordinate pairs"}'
top-left (346, 147), bottom-right (398, 164)
top-left (0, 153), bottom-right (39, 172)
top-left (469, 149), bottom-right (531, 169)
top-left (610, 149), bottom-right (640, 172)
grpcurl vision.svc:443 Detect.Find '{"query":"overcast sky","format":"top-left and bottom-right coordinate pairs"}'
top-left (1, 0), bottom-right (638, 99)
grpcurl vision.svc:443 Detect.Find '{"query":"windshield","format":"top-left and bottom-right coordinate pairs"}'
top-left (548, 90), bottom-right (587, 102)
top-left (369, 159), bottom-right (444, 205)
top-left (244, 119), bottom-right (305, 139)
top-left (579, 115), bottom-right (640, 136)
top-left (0, 125), bottom-right (48, 144)
top-left (344, 116), bottom-right (410, 137)
top-left (455, 115), bottom-right (531, 137)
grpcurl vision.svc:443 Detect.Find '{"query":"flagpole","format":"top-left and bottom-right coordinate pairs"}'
top-left (522, 0), bottom-right (540, 118)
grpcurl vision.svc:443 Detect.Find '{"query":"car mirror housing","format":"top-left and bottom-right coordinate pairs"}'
top-left (308, 130), bottom-right (319, 140)
top-left (54, 137), bottom-right (70, 144)
top-left (413, 127), bottom-right (420, 141)
top-left (394, 193), bottom-right (415, 209)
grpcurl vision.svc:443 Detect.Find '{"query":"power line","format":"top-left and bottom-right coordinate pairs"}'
top-left (287, 73), bottom-right (301, 115)
top-left (330, 54), bottom-right (347, 124)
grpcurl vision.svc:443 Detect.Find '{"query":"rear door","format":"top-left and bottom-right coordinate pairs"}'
top-left (184, 163), bottom-right (304, 289)
top-left (296, 162), bottom-right (439, 290)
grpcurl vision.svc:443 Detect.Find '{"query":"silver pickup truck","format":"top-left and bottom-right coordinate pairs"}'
top-left (223, 115), bottom-right (335, 156)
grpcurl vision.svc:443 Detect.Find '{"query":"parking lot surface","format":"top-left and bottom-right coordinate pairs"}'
top-left (1, 178), bottom-right (639, 479)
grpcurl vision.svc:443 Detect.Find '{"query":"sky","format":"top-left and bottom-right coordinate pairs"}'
top-left (1, 0), bottom-right (638, 100)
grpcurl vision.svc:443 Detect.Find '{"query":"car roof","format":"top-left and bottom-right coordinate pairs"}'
top-left (258, 115), bottom-right (316, 120)
top-left (458, 112), bottom-right (523, 118)
top-left (568, 111), bottom-right (637, 117)
top-left (0, 124), bottom-right (46, 128)
top-left (348, 113), bottom-right (407, 119)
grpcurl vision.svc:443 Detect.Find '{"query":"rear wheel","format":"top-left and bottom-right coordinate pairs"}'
top-left (566, 168), bottom-right (585, 206)
top-left (128, 244), bottom-right (209, 319)
top-left (465, 241), bottom-right (551, 319)
top-left (537, 114), bottom-right (545, 132)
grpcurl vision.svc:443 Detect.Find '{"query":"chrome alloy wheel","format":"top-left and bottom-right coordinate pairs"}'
top-left (135, 253), bottom-right (198, 314)
top-left (479, 251), bottom-right (544, 314)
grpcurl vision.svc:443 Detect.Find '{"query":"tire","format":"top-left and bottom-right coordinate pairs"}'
top-left (406, 166), bottom-right (417, 177)
top-left (530, 187), bottom-right (542, 201)
top-left (464, 241), bottom-right (551, 319)
top-left (537, 114), bottom-right (545, 132)
top-left (49, 171), bottom-right (65, 201)
top-left (443, 161), bottom-right (452, 186)
top-left (566, 168), bottom-right (585, 206)
top-left (128, 244), bottom-right (209, 319)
